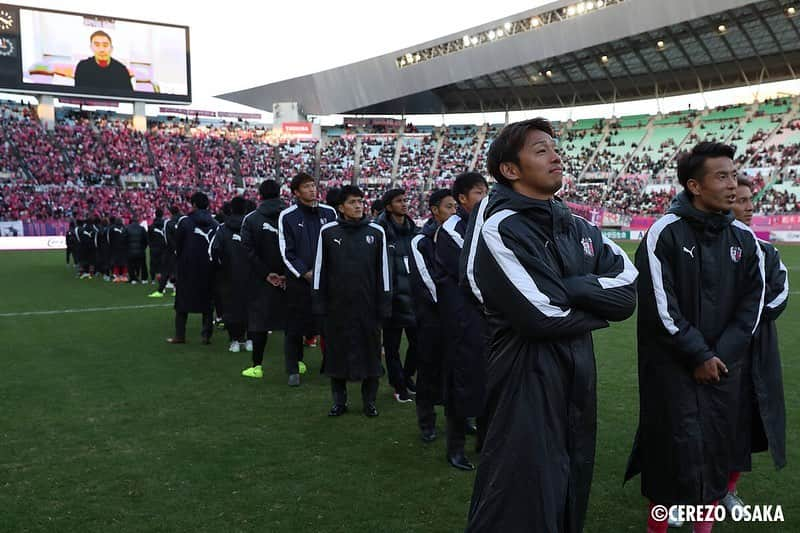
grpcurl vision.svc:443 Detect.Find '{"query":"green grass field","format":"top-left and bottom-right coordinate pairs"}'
top-left (0, 246), bottom-right (797, 532)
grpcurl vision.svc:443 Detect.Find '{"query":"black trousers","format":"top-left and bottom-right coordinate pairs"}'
top-left (226, 321), bottom-right (247, 342)
top-left (175, 311), bottom-right (213, 340)
top-left (446, 414), bottom-right (467, 457)
top-left (331, 377), bottom-right (379, 407)
top-left (284, 333), bottom-right (307, 375)
top-left (128, 255), bottom-right (147, 282)
top-left (250, 331), bottom-right (269, 366)
top-left (416, 354), bottom-right (441, 432)
top-left (382, 325), bottom-right (418, 392)
top-left (158, 254), bottom-right (176, 292)
top-left (149, 251), bottom-right (163, 282)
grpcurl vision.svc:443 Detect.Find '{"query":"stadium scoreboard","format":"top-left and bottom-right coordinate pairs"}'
top-left (0, 3), bottom-right (190, 103)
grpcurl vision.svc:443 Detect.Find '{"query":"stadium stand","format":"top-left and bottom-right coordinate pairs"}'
top-left (2, 97), bottom-right (800, 224)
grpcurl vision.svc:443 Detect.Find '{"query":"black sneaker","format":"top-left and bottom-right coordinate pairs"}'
top-left (447, 452), bottom-right (475, 471)
top-left (328, 404), bottom-right (347, 417)
top-left (394, 390), bottom-right (414, 403)
top-left (421, 428), bottom-right (437, 443)
top-left (364, 403), bottom-right (379, 417)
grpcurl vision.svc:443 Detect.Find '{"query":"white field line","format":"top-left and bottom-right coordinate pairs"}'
top-left (0, 303), bottom-right (172, 318)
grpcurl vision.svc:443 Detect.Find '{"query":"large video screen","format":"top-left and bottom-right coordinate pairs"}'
top-left (0, 4), bottom-right (190, 103)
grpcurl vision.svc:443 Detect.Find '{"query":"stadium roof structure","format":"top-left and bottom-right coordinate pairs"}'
top-left (218, 0), bottom-right (800, 115)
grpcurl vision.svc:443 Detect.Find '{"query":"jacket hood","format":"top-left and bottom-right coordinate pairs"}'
top-left (667, 190), bottom-right (734, 233)
top-left (191, 209), bottom-right (218, 230)
top-left (338, 216), bottom-right (370, 229)
top-left (257, 198), bottom-right (285, 219)
top-left (224, 214), bottom-right (244, 232)
top-left (421, 217), bottom-right (438, 238)
top-left (377, 211), bottom-right (417, 236)
top-left (485, 184), bottom-right (574, 234)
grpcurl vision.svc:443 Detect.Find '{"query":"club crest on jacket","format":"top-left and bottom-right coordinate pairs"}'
top-left (581, 236), bottom-right (595, 257)
top-left (365, 235), bottom-right (375, 245)
top-left (730, 245), bottom-right (742, 263)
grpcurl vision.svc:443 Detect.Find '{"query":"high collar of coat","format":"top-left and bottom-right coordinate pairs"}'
top-left (377, 211), bottom-right (415, 236)
top-left (257, 197), bottom-right (286, 218)
top-left (668, 190), bottom-right (734, 234)
top-left (486, 183), bottom-right (574, 235)
top-left (338, 216), bottom-right (370, 229)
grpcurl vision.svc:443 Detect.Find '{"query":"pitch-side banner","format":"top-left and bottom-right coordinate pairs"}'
top-left (0, 235), bottom-right (65, 250)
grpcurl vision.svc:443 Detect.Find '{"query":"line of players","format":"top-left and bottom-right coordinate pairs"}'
top-left (65, 118), bottom-right (789, 532)
top-left (65, 206), bottom-right (182, 289)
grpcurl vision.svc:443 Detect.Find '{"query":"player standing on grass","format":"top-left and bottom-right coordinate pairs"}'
top-left (278, 173), bottom-right (338, 387)
top-left (209, 196), bottom-right (251, 354)
top-left (240, 180), bottom-right (288, 379)
top-left (722, 176), bottom-right (789, 512)
top-left (312, 185), bottom-right (391, 418)
top-left (624, 143), bottom-right (764, 533)
top-left (409, 189), bottom-right (457, 443)
top-left (464, 118), bottom-right (637, 532)
top-left (433, 171), bottom-right (489, 471)
top-left (375, 188), bottom-right (420, 403)
top-left (166, 192), bottom-right (218, 345)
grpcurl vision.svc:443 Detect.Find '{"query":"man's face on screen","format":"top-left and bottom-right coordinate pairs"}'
top-left (91, 36), bottom-right (112, 62)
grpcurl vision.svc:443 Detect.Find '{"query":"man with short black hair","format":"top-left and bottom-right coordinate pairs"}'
top-left (149, 205), bottom-right (181, 298)
top-left (95, 217), bottom-right (110, 281)
top-left (434, 171), bottom-right (489, 471)
top-left (465, 118), bottom-right (637, 532)
top-left (77, 217), bottom-right (97, 279)
top-left (278, 173), bottom-right (337, 386)
top-left (74, 30), bottom-right (133, 93)
top-left (210, 196), bottom-right (251, 353)
top-left (108, 216), bottom-right (128, 283)
top-left (240, 180), bottom-right (288, 378)
top-left (313, 185), bottom-right (391, 417)
top-left (376, 188), bottom-right (420, 402)
top-left (125, 219), bottom-right (148, 284)
top-left (409, 189), bottom-right (458, 443)
top-left (148, 208), bottom-right (166, 285)
top-left (167, 192), bottom-right (218, 345)
top-left (722, 177), bottom-right (788, 513)
top-left (625, 142), bottom-right (765, 533)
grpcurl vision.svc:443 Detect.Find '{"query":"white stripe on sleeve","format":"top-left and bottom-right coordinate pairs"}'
top-left (481, 209), bottom-right (570, 318)
top-left (411, 234), bottom-right (437, 303)
top-left (313, 221), bottom-right (338, 290)
top-left (369, 223), bottom-right (391, 292)
top-left (466, 197), bottom-right (489, 303)
top-left (207, 233), bottom-right (217, 263)
top-left (597, 235), bottom-right (638, 289)
top-left (733, 220), bottom-right (765, 334)
top-left (442, 215), bottom-right (464, 249)
top-left (277, 205), bottom-right (300, 278)
top-left (645, 213), bottom-right (682, 335)
top-left (768, 259), bottom-right (789, 309)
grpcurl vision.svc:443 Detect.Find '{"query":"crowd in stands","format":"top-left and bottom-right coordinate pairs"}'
top-left (359, 136), bottom-right (395, 180)
top-left (437, 126), bottom-right (479, 182)
top-left (3, 101), bottom-right (800, 225)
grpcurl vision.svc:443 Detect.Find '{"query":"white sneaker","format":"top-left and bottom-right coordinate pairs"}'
top-left (668, 506), bottom-right (683, 528)
top-left (244, 340), bottom-right (253, 352)
top-left (131, 280), bottom-right (138, 285)
top-left (166, 281), bottom-right (175, 290)
top-left (229, 341), bottom-right (240, 353)
top-left (721, 492), bottom-right (745, 514)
